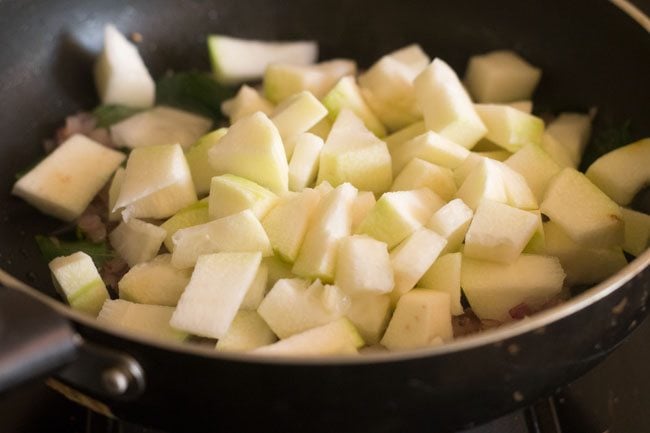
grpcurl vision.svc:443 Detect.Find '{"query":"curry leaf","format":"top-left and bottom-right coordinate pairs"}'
top-left (93, 105), bottom-right (143, 128)
top-left (35, 235), bottom-right (116, 268)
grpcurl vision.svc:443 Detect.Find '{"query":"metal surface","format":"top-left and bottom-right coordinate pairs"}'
top-left (0, 287), bottom-right (77, 393)
top-left (0, 0), bottom-right (648, 431)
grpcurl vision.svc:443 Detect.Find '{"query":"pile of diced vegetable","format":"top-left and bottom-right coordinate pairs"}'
top-left (12, 25), bottom-right (650, 356)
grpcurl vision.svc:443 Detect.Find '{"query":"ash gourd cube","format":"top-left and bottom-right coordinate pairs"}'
top-left (540, 167), bottom-right (624, 248)
top-left (391, 158), bottom-right (457, 202)
top-left (356, 188), bottom-right (445, 249)
top-left (208, 35), bottom-right (317, 85)
top-left (322, 76), bottom-right (387, 137)
top-left (292, 183), bottom-right (358, 281)
top-left (13, 134), bottom-right (125, 222)
top-left (118, 254), bottom-right (191, 306)
top-left (49, 252), bottom-right (110, 316)
top-left (426, 198), bottom-right (474, 254)
top-left (160, 199), bottom-right (211, 252)
top-left (461, 254), bottom-right (565, 322)
top-left (390, 131), bottom-right (470, 176)
top-left (474, 104), bottom-right (544, 153)
top-left (113, 143), bottom-right (197, 220)
top-left (109, 218), bottom-right (166, 267)
top-left (264, 59), bottom-right (357, 103)
top-left (585, 138), bottom-right (650, 206)
top-left (221, 85), bottom-right (274, 124)
top-left (185, 128), bottom-right (229, 196)
top-left (215, 310), bottom-right (277, 352)
top-left (543, 221), bottom-right (628, 286)
top-left (98, 299), bottom-right (187, 341)
top-left (288, 133), bottom-right (325, 191)
top-left (419, 252), bottom-right (464, 316)
top-left (414, 58), bottom-right (487, 149)
top-left (384, 121), bottom-right (427, 152)
top-left (334, 235), bottom-right (394, 296)
top-left (620, 208), bottom-right (650, 257)
top-left (94, 24), bottom-right (155, 108)
top-left (546, 113), bottom-right (592, 167)
top-left (252, 318), bottom-right (364, 356)
top-left (381, 290), bottom-right (453, 351)
top-left (270, 91), bottom-right (328, 158)
top-left (317, 109), bottom-right (393, 194)
top-left (208, 174), bottom-right (278, 220)
top-left (257, 278), bottom-right (350, 339)
top-left (208, 112), bottom-right (289, 194)
top-left (261, 188), bottom-right (321, 263)
top-left (110, 106), bottom-right (212, 150)
top-left (170, 252), bottom-right (263, 339)
top-left (464, 50), bottom-right (542, 103)
top-left (345, 294), bottom-right (392, 345)
top-left (171, 209), bottom-right (272, 269)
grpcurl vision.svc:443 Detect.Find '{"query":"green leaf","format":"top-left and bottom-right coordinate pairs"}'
top-left (93, 105), bottom-right (143, 128)
top-left (155, 71), bottom-right (234, 123)
top-left (35, 235), bottom-right (116, 268)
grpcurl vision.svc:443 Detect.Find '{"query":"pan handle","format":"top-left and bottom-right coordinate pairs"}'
top-left (0, 286), bottom-right (78, 393)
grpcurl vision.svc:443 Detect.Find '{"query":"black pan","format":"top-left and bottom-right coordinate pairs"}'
top-left (0, 0), bottom-right (649, 432)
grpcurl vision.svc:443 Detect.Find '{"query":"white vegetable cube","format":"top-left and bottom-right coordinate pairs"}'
top-left (356, 188), bottom-right (445, 249)
top-left (98, 300), bottom-right (187, 341)
top-left (252, 318), bottom-right (363, 356)
top-left (221, 85), bottom-right (274, 124)
top-left (544, 221), bottom-right (628, 285)
top-left (288, 133), bottom-right (325, 191)
top-left (113, 143), bottom-right (197, 220)
top-left (335, 235), bottom-right (394, 295)
top-left (419, 252), bottom-right (463, 315)
top-left (171, 210), bottom-right (272, 269)
top-left (107, 167), bottom-right (126, 222)
top-left (264, 59), bottom-right (357, 103)
top-left (109, 218), bottom-right (166, 267)
top-left (426, 198), bottom-right (474, 254)
top-left (257, 278), bottom-right (349, 338)
top-left (358, 56), bottom-right (421, 131)
top-left (505, 143), bottom-right (561, 202)
top-left (498, 161), bottom-right (538, 210)
top-left (541, 133), bottom-right (576, 168)
top-left (171, 252), bottom-right (262, 339)
top-left (381, 290), bottom-right (453, 351)
top-left (160, 199), bottom-right (210, 252)
top-left (464, 50), bottom-right (542, 103)
top-left (461, 254), bottom-right (565, 322)
top-left (94, 25), bottom-right (155, 108)
top-left (455, 157), bottom-right (508, 210)
top-left (270, 91), bottom-right (328, 151)
top-left (453, 152), bottom-right (483, 187)
top-left (111, 106), bottom-right (212, 150)
top-left (118, 254), bottom-right (191, 306)
top-left (13, 134), bottom-right (125, 221)
top-left (391, 131), bottom-right (471, 175)
top-left (215, 310), bottom-right (277, 352)
top-left (586, 138), bottom-right (650, 206)
top-left (351, 191), bottom-right (377, 233)
top-left (385, 121), bottom-right (427, 151)
top-left (292, 183), bottom-right (357, 281)
top-left (317, 109), bottom-right (393, 194)
top-left (464, 200), bottom-right (538, 264)
top-left (185, 128), bottom-right (229, 196)
top-left (391, 158), bottom-right (457, 201)
top-left (388, 44), bottom-right (431, 75)
top-left (208, 112), bottom-right (288, 194)
top-left (474, 104), bottom-right (544, 153)
top-left (49, 251), bottom-right (109, 316)
top-left (208, 35), bottom-right (317, 85)
top-left (523, 210), bottom-right (546, 254)
top-left (414, 58), bottom-right (487, 149)
top-left (241, 263), bottom-right (269, 310)
top-left (546, 113), bottom-right (592, 167)
top-left (261, 188), bottom-right (321, 262)
top-left (322, 76), bottom-right (387, 137)
top-left (621, 208), bottom-right (650, 257)
top-left (390, 228), bottom-right (447, 301)
top-left (541, 168), bottom-right (624, 248)
top-left (346, 294), bottom-right (391, 344)
top-left (208, 174), bottom-right (278, 220)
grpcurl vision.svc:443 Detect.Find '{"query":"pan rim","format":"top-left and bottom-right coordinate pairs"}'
top-left (0, 0), bottom-right (647, 366)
